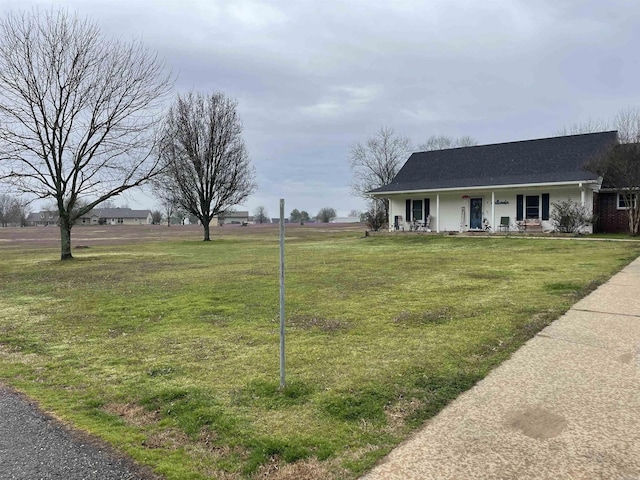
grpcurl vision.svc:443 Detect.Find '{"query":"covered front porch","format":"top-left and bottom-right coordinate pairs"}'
top-left (378, 182), bottom-right (598, 234)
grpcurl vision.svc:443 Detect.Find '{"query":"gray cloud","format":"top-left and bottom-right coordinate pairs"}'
top-left (5, 0), bottom-right (640, 216)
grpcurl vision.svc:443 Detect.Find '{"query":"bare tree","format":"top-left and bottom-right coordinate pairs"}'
top-left (417, 135), bottom-right (478, 151)
top-left (253, 205), bottom-right (269, 224)
top-left (554, 107), bottom-right (640, 140)
top-left (11, 200), bottom-right (29, 226)
top-left (0, 193), bottom-right (15, 227)
top-left (349, 127), bottom-right (412, 218)
top-left (363, 202), bottom-right (386, 231)
top-left (162, 199), bottom-right (176, 227)
top-left (587, 143), bottom-right (640, 235)
top-left (612, 106), bottom-right (640, 143)
top-left (0, 192), bottom-right (30, 227)
top-left (0, 9), bottom-right (172, 259)
top-left (317, 207), bottom-right (337, 223)
top-left (151, 210), bottom-right (162, 225)
top-left (155, 91), bottom-right (256, 241)
top-left (555, 118), bottom-right (610, 137)
top-left (152, 182), bottom-right (180, 227)
top-left (558, 107), bottom-right (640, 235)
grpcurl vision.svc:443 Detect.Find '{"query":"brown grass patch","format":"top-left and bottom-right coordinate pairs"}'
top-left (103, 402), bottom-right (159, 427)
top-left (143, 428), bottom-right (190, 450)
top-left (252, 457), bottom-right (345, 480)
top-left (287, 314), bottom-right (350, 333)
top-left (393, 307), bottom-right (451, 325)
top-left (384, 397), bottom-right (423, 435)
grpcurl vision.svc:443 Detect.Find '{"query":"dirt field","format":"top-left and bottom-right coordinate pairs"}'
top-left (0, 222), bottom-right (367, 249)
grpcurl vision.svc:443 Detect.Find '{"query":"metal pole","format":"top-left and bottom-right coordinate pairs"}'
top-left (279, 199), bottom-right (286, 389)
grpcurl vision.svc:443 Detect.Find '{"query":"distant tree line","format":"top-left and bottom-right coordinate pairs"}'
top-left (288, 207), bottom-right (338, 224)
top-left (0, 193), bottom-right (29, 227)
top-left (290, 209), bottom-right (310, 224)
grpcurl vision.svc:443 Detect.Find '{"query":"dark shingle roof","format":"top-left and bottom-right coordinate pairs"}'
top-left (370, 131), bottom-right (618, 194)
top-left (93, 208), bottom-right (151, 219)
top-left (26, 211), bottom-right (59, 222)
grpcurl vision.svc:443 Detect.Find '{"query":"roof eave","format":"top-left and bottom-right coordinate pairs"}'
top-left (369, 179), bottom-right (601, 197)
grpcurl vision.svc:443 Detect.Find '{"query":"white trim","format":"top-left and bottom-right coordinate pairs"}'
top-left (491, 191), bottom-right (495, 230)
top-left (600, 187), bottom-right (640, 192)
top-left (436, 194), bottom-right (440, 233)
top-left (617, 193), bottom-right (637, 210)
top-left (370, 179), bottom-right (600, 196)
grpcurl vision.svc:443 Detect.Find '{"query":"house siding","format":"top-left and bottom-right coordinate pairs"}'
top-left (594, 192), bottom-right (629, 233)
top-left (388, 185), bottom-right (595, 233)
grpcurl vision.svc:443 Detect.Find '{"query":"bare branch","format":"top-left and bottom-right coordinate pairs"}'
top-left (417, 134), bottom-right (478, 151)
top-left (154, 91), bottom-right (256, 241)
top-left (349, 127), bottom-right (411, 218)
top-left (0, 8), bottom-right (173, 259)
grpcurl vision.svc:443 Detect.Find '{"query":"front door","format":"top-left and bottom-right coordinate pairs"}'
top-left (470, 198), bottom-right (483, 230)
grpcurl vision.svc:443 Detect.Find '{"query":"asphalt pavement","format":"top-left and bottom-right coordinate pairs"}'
top-left (0, 386), bottom-right (157, 480)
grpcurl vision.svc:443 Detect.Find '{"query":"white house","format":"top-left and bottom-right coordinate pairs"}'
top-left (369, 131), bottom-right (618, 233)
top-left (27, 208), bottom-right (152, 226)
top-left (330, 216), bottom-right (361, 224)
top-left (77, 208), bottom-right (152, 226)
top-left (210, 211), bottom-right (250, 226)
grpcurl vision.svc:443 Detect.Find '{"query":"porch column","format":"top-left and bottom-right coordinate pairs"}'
top-left (580, 184), bottom-right (586, 206)
top-left (491, 191), bottom-right (495, 230)
top-left (436, 194), bottom-right (440, 233)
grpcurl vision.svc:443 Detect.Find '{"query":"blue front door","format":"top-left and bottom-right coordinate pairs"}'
top-left (470, 198), bottom-right (483, 230)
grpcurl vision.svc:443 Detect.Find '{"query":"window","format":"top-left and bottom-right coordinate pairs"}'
top-left (525, 195), bottom-right (539, 219)
top-left (412, 200), bottom-right (423, 221)
top-left (117, 218), bottom-right (124, 224)
top-left (617, 193), bottom-right (637, 210)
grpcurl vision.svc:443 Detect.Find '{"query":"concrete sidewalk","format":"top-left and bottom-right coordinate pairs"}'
top-left (363, 257), bottom-right (640, 480)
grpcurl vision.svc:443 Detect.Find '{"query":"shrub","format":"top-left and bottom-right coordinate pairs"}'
top-left (550, 199), bottom-right (595, 233)
top-left (363, 208), bottom-right (387, 231)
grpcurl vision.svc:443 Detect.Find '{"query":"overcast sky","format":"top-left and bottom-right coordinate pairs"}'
top-left (3, 0), bottom-right (640, 217)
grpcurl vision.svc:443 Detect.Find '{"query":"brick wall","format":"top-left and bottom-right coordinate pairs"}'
top-left (594, 192), bottom-right (629, 233)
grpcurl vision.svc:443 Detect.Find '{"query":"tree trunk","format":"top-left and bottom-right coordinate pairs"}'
top-left (202, 221), bottom-right (211, 241)
top-left (59, 219), bottom-right (73, 260)
top-left (629, 206), bottom-right (640, 236)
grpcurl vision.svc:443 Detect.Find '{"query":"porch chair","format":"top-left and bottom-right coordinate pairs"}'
top-left (499, 216), bottom-right (509, 232)
top-left (424, 214), bottom-right (432, 232)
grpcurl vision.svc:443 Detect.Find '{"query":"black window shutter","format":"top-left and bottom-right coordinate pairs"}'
top-left (405, 199), bottom-right (411, 222)
top-left (424, 198), bottom-right (430, 216)
top-left (516, 195), bottom-right (524, 221)
top-left (542, 193), bottom-right (550, 220)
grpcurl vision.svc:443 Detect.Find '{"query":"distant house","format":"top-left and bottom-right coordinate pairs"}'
top-left (210, 211), bottom-right (250, 226)
top-left (330, 216), bottom-right (361, 224)
top-left (27, 208), bottom-right (152, 226)
top-left (369, 131), bottom-right (621, 234)
top-left (77, 208), bottom-right (152, 226)
top-left (25, 211), bottom-right (59, 227)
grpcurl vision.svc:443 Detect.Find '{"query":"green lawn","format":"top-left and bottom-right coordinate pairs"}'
top-left (0, 227), bottom-right (638, 479)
